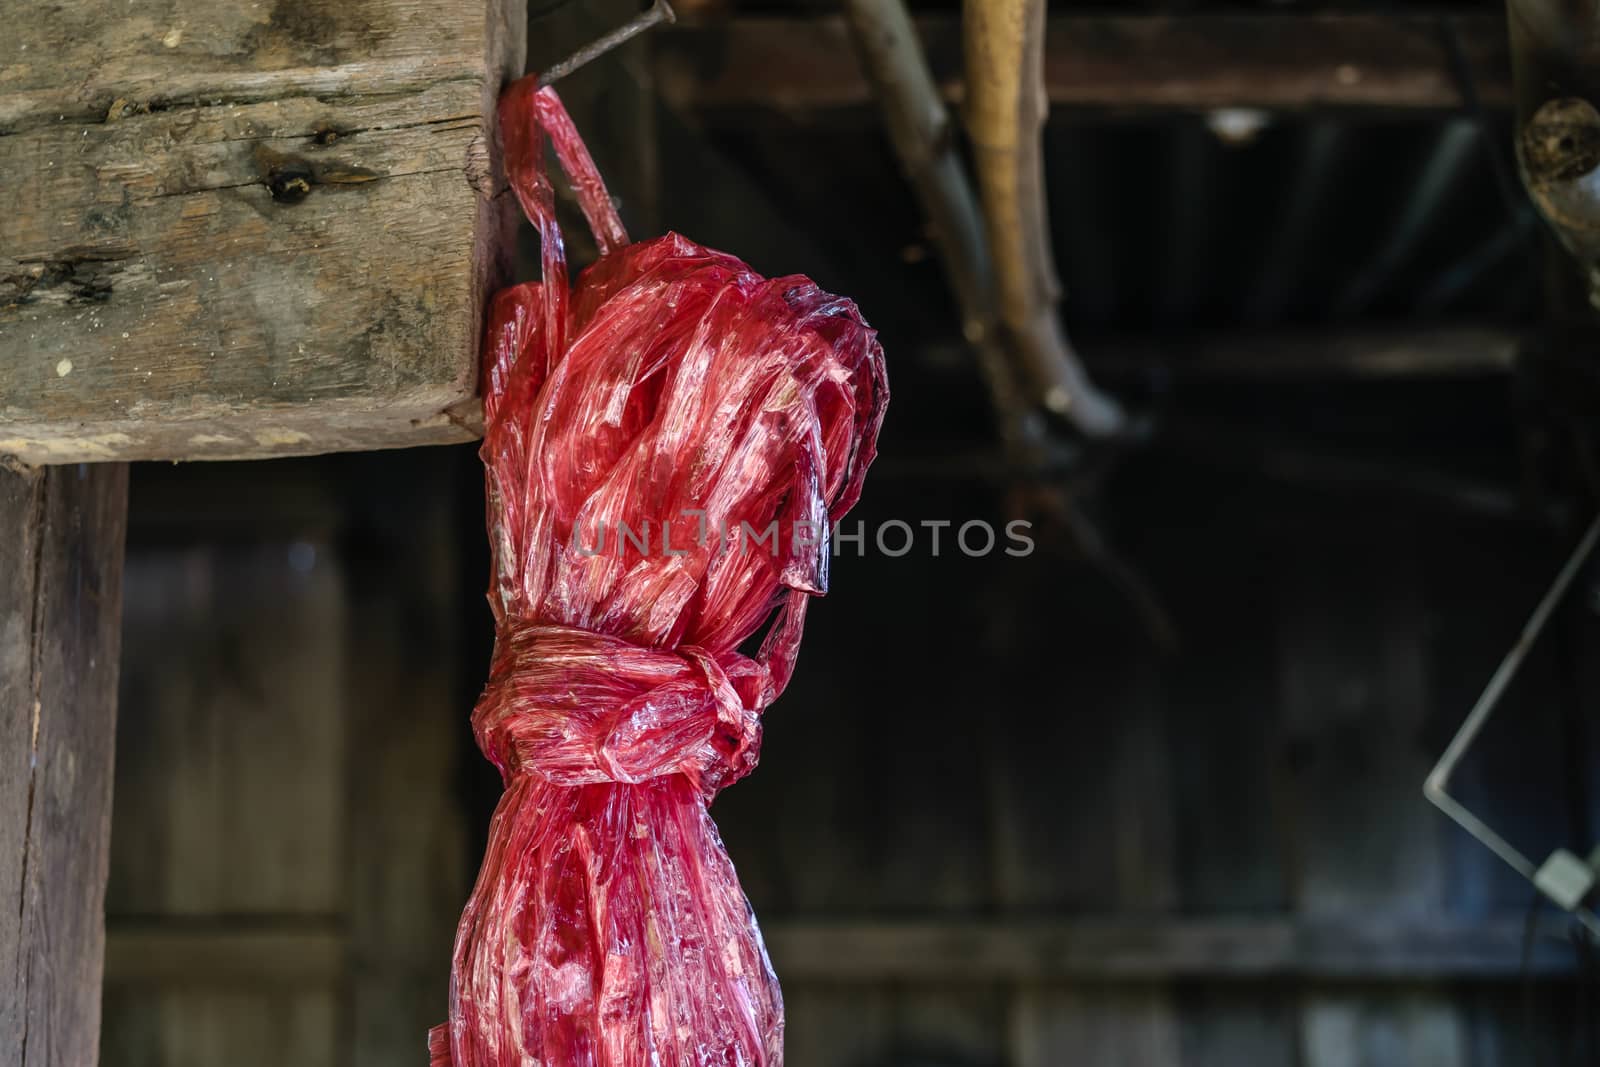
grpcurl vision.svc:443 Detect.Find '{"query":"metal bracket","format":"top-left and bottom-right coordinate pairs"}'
top-left (1424, 513), bottom-right (1600, 937)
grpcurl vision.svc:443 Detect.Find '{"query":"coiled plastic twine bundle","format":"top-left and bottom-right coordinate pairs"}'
top-left (428, 79), bottom-right (887, 1066)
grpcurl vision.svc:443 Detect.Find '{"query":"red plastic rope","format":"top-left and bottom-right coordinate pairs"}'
top-left (429, 79), bottom-right (887, 1066)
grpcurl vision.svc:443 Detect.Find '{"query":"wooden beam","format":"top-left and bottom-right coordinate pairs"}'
top-left (1083, 325), bottom-right (1519, 380)
top-left (913, 325), bottom-right (1518, 382)
top-left (0, 0), bottom-right (526, 464)
top-left (104, 922), bottom-right (345, 987)
top-left (1, 462), bottom-right (129, 1065)
top-left (102, 914), bottom-right (1579, 988)
top-left (761, 917), bottom-right (1577, 982)
top-left (654, 13), bottom-right (1512, 116)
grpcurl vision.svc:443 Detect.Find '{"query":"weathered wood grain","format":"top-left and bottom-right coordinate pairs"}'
top-left (0, 0), bottom-right (524, 463)
top-left (0, 462), bottom-right (129, 1067)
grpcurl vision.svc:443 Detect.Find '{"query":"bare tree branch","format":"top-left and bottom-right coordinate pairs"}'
top-left (840, 0), bottom-right (1033, 450)
top-left (964, 0), bottom-right (1125, 437)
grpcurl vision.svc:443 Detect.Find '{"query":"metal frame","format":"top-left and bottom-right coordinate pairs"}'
top-left (1424, 512), bottom-right (1600, 937)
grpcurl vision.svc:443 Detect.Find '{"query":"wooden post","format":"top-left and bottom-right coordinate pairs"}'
top-left (0, 462), bottom-right (129, 1066)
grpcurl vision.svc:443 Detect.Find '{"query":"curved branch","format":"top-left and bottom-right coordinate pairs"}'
top-left (964, 0), bottom-right (1124, 437)
top-left (841, 0), bottom-right (1031, 449)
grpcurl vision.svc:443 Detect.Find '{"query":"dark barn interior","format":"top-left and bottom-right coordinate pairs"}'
top-left (6, 0), bottom-right (1600, 1064)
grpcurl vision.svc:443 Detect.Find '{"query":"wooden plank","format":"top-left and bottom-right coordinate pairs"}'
top-left (1278, 532), bottom-right (1446, 915)
top-left (1083, 326), bottom-right (1518, 381)
top-left (110, 539), bottom-right (344, 916)
top-left (1300, 994), bottom-right (1468, 1067)
top-left (0, 0), bottom-right (525, 464)
top-left (1012, 988), bottom-right (1182, 1067)
top-left (104, 991), bottom-right (336, 1067)
top-left (1457, 985), bottom-right (1586, 1067)
top-left (655, 13), bottom-right (1511, 117)
top-left (712, 475), bottom-right (1012, 1062)
top-left (0, 462), bottom-right (129, 1067)
top-left (914, 327), bottom-right (1518, 390)
top-left (1155, 508), bottom-right (1287, 914)
top-left (102, 456), bottom-right (481, 1064)
top-left (1277, 527), bottom-right (1468, 1067)
top-left (104, 505), bottom-right (346, 1067)
top-left (886, 987), bottom-right (1008, 1065)
top-left (1155, 500), bottom-right (1297, 1065)
top-left (104, 987), bottom-right (334, 1067)
top-left (758, 917), bottom-right (1578, 982)
top-left (105, 922), bottom-right (346, 987)
top-left (981, 566), bottom-right (1176, 914)
top-left (155, 991), bottom-right (335, 1067)
top-left (98, 913), bottom-right (1581, 987)
top-left (711, 524), bottom-right (913, 915)
top-left (781, 984), bottom-right (893, 1067)
top-left (1178, 988), bottom-right (1298, 1067)
top-left (338, 453), bottom-right (467, 1067)
top-left (980, 562), bottom-right (1180, 1066)
top-left (100, 987), bottom-right (161, 1067)
top-left (840, 531), bottom-right (993, 914)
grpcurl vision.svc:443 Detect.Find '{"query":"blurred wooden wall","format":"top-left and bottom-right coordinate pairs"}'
top-left (96, 444), bottom-right (1600, 1066)
top-left (717, 463), bottom-right (1600, 1067)
top-left (101, 452), bottom-right (472, 1067)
